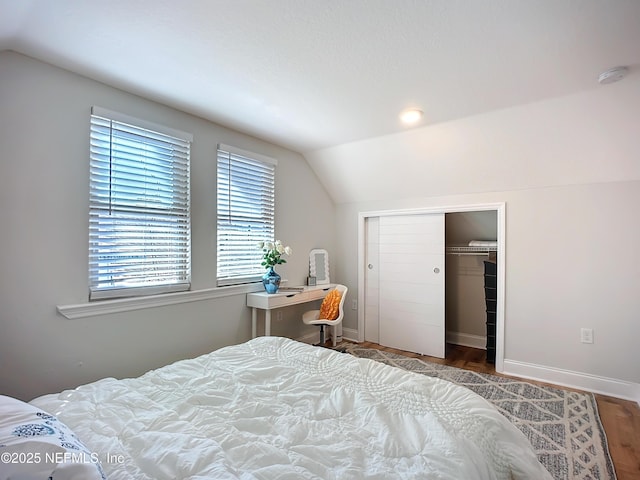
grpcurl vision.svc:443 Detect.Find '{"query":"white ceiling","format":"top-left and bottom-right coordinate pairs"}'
top-left (1, 0), bottom-right (639, 154)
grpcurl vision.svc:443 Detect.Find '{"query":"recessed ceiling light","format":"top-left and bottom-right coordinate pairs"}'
top-left (400, 108), bottom-right (424, 125)
top-left (598, 66), bottom-right (629, 85)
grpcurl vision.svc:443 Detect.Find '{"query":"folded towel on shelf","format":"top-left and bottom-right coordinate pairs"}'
top-left (468, 240), bottom-right (498, 247)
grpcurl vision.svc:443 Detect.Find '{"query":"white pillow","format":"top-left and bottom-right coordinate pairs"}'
top-left (0, 395), bottom-right (105, 480)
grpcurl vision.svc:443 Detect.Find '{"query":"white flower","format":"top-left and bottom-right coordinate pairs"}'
top-left (258, 239), bottom-right (292, 268)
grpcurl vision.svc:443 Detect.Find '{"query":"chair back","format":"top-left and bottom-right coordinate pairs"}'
top-left (331, 284), bottom-right (348, 324)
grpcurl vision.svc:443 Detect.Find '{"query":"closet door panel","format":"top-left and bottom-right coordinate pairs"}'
top-left (378, 214), bottom-right (445, 357)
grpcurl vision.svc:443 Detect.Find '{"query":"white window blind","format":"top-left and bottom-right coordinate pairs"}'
top-left (217, 144), bottom-right (277, 286)
top-left (89, 106), bottom-right (192, 300)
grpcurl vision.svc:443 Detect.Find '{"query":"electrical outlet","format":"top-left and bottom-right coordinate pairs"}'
top-left (276, 311), bottom-right (283, 322)
top-left (580, 328), bottom-right (594, 344)
top-left (352, 299), bottom-right (357, 310)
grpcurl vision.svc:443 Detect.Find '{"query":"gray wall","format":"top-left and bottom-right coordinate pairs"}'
top-left (0, 52), bottom-right (336, 401)
top-left (307, 76), bottom-right (640, 393)
top-left (333, 183), bottom-right (640, 387)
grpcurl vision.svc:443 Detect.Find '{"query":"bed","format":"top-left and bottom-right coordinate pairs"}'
top-left (2, 337), bottom-right (553, 479)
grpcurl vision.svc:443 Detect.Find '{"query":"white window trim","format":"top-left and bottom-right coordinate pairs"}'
top-left (92, 106), bottom-right (193, 143)
top-left (216, 144), bottom-right (277, 286)
top-left (89, 106), bottom-right (193, 300)
top-left (57, 284), bottom-right (262, 319)
top-left (218, 143), bottom-right (277, 167)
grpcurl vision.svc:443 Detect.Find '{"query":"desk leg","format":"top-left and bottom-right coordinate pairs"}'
top-left (252, 307), bottom-right (257, 339)
top-left (265, 309), bottom-right (271, 336)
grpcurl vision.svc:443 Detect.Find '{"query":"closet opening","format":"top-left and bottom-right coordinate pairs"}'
top-left (445, 211), bottom-right (498, 363)
top-left (357, 203), bottom-right (505, 372)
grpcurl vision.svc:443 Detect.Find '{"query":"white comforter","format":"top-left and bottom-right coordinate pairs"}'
top-left (31, 337), bottom-right (552, 480)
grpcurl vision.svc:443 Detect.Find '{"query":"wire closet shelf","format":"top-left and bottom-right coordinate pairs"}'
top-left (445, 245), bottom-right (497, 256)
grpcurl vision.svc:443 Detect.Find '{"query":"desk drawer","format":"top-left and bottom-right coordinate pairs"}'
top-left (247, 287), bottom-right (332, 309)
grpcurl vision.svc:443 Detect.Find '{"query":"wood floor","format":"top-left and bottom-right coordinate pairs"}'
top-left (356, 341), bottom-right (640, 480)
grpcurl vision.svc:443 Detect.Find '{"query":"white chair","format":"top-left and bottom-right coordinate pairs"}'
top-left (302, 284), bottom-right (348, 347)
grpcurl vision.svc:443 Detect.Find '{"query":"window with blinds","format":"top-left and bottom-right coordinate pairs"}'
top-left (89, 106), bottom-right (192, 300)
top-left (217, 144), bottom-right (277, 286)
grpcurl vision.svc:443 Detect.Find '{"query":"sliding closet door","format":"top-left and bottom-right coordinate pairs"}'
top-left (378, 214), bottom-right (445, 358)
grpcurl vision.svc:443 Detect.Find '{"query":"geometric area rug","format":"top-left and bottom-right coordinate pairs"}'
top-left (340, 344), bottom-right (617, 480)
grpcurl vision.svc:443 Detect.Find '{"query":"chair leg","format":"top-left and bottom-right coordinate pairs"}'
top-left (318, 325), bottom-right (325, 345)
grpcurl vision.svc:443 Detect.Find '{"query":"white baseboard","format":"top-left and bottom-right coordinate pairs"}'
top-left (296, 332), bottom-right (320, 345)
top-left (307, 328), bottom-right (640, 405)
top-left (341, 327), bottom-right (359, 343)
top-left (446, 331), bottom-right (486, 350)
top-left (503, 359), bottom-right (640, 405)
top-left (341, 330), bottom-right (487, 348)
top-left (297, 327), bottom-right (355, 346)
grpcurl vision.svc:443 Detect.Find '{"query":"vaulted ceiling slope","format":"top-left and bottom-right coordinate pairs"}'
top-left (1, 0), bottom-right (638, 155)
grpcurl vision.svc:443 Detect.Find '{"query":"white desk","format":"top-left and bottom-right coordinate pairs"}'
top-left (247, 285), bottom-right (334, 337)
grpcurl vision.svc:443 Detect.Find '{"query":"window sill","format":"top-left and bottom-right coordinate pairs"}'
top-left (57, 283), bottom-right (263, 319)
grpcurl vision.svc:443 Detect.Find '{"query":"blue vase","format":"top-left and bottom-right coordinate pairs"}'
top-left (262, 266), bottom-right (281, 294)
